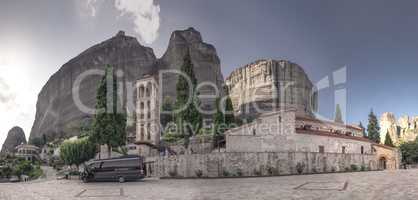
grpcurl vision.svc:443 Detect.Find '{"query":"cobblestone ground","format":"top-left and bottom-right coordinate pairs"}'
top-left (1, 169), bottom-right (418, 200)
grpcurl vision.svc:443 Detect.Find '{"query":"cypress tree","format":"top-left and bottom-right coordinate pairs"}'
top-left (335, 104), bottom-right (343, 123)
top-left (91, 65), bottom-right (127, 158)
top-left (367, 109), bottom-right (380, 143)
top-left (384, 132), bottom-right (395, 147)
top-left (359, 121), bottom-right (367, 138)
top-left (213, 97), bottom-right (225, 136)
top-left (175, 51), bottom-right (202, 147)
top-left (224, 91), bottom-right (236, 128)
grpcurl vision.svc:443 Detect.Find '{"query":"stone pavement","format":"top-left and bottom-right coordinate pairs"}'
top-left (1, 169), bottom-right (418, 200)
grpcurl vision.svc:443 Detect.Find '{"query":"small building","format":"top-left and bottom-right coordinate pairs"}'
top-left (226, 110), bottom-right (400, 170)
top-left (15, 144), bottom-right (40, 161)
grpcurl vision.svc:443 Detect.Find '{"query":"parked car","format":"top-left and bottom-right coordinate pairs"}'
top-left (80, 155), bottom-right (145, 183)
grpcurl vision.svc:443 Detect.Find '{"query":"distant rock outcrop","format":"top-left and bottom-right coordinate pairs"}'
top-left (159, 27), bottom-right (225, 111)
top-left (29, 28), bottom-right (225, 141)
top-left (1, 126), bottom-right (27, 154)
top-left (380, 112), bottom-right (418, 146)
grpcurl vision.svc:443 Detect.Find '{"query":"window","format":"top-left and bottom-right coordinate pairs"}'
top-left (147, 124), bottom-right (151, 140)
top-left (342, 146), bottom-right (346, 154)
top-left (319, 146), bottom-right (324, 153)
top-left (361, 146), bottom-right (364, 154)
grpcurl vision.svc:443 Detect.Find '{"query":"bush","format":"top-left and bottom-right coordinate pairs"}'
top-left (345, 167), bottom-right (351, 172)
top-left (168, 169), bottom-right (178, 177)
top-left (235, 169), bottom-right (243, 177)
top-left (13, 160), bottom-right (33, 177)
top-left (60, 137), bottom-right (96, 168)
top-left (253, 169), bottom-right (262, 176)
top-left (311, 167), bottom-right (318, 173)
top-left (331, 166), bottom-right (336, 172)
top-left (29, 165), bottom-right (43, 179)
top-left (266, 166), bottom-right (278, 176)
top-left (195, 169), bottom-right (203, 177)
top-left (350, 164), bottom-right (359, 171)
top-left (223, 169), bottom-right (230, 177)
top-left (360, 165), bottom-right (367, 171)
top-left (296, 162), bottom-right (305, 174)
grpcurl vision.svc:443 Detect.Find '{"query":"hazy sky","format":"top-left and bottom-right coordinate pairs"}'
top-left (1, 0), bottom-right (418, 145)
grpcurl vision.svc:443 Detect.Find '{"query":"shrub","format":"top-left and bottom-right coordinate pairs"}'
top-left (168, 169), bottom-right (178, 177)
top-left (350, 164), bottom-right (359, 171)
top-left (267, 166), bottom-right (278, 175)
top-left (311, 167), bottom-right (318, 173)
top-left (13, 160), bottom-right (33, 177)
top-left (195, 169), bottom-right (203, 178)
top-left (331, 166), bottom-right (336, 172)
top-left (236, 169), bottom-right (243, 177)
top-left (345, 167), bottom-right (351, 172)
top-left (253, 169), bottom-right (262, 176)
top-left (296, 162), bottom-right (305, 174)
top-left (223, 169), bottom-right (230, 177)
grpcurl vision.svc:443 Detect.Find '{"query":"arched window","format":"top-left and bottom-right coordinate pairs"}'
top-left (139, 85), bottom-right (145, 98)
top-left (146, 83), bottom-right (152, 97)
top-left (140, 124), bottom-right (144, 140)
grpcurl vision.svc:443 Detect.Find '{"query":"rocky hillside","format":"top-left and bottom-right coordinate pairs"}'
top-left (29, 28), bottom-right (225, 141)
top-left (1, 126), bottom-right (27, 154)
top-left (380, 112), bottom-right (418, 146)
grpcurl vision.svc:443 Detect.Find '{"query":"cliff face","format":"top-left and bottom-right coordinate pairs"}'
top-left (225, 59), bottom-right (317, 120)
top-left (29, 31), bottom-right (157, 141)
top-left (29, 28), bottom-right (225, 141)
top-left (159, 27), bottom-right (225, 111)
top-left (1, 126), bottom-right (27, 154)
top-left (380, 112), bottom-right (418, 146)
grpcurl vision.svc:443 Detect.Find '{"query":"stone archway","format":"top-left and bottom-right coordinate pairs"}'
top-left (379, 157), bottom-right (387, 170)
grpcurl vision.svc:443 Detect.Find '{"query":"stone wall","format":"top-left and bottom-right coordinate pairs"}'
top-left (146, 152), bottom-right (378, 178)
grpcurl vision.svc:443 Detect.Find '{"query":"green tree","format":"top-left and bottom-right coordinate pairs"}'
top-left (213, 97), bottom-right (225, 135)
top-left (367, 109), bottom-right (380, 143)
top-left (91, 65), bottom-right (127, 158)
top-left (399, 139), bottom-right (418, 164)
top-left (59, 137), bottom-right (96, 169)
top-left (334, 104), bottom-right (343, 123)
top-left (174, 52), bottom-right (202, 147)
top-left (384, 132), bottom-right (395, 147)
top-left (13, 160), bottom-right (33, 177)
top-left (224, 88), bottom-right (236, 128)
top-left (161, 96), bottom-right (174, 127)
top-left (359, 122), bottom-right (367, 138)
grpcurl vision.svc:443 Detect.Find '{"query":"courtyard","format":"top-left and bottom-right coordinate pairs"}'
top-left (1, 169), bottom-right (418, 200)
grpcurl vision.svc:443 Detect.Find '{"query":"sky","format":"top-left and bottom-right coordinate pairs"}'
top-left (1, 0), bottom-right (418, 145)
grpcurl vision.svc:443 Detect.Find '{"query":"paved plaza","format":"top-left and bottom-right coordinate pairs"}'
top-left (1, 169), bottom-right (418, 200)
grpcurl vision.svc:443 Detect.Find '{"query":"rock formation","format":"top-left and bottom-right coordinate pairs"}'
top-left (159, 27), bottom-right (225, 111)
top-left (29, 28), bottom-right (225, 141)
top-left (225, 59), bottom-right (317, 120)
top-left (380, 112), bottom-right (418, 146)
top-left (1, 126), bottom-right (27, 154)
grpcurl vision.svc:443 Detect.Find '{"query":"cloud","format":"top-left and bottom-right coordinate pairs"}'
top-left (86, 0), bottom-right (98, 17)
top-left (114, 0), bottom-right (161, 44)
top-left (0, 78), bottom-right (15, 104)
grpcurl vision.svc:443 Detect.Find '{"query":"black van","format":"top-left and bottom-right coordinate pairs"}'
top-left (81, 155), bottom-right (145, 183)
